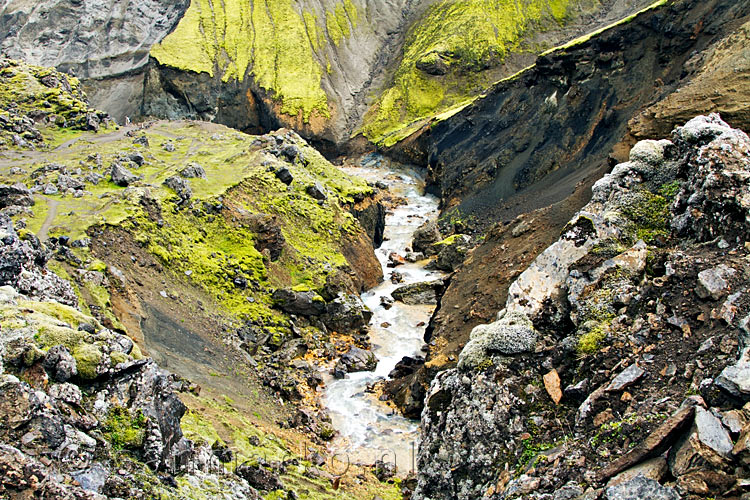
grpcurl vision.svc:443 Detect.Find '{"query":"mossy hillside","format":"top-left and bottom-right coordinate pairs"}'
top-left (0, 298), bottom-right (143, 379)
top-left (360, 0), bottom-right (600, 146)
top-left (0, 58), bottom-right (112, 149)
top-left (6, 121), bottom-right (373, 324)
top-left (151, 0), bottom-right (359, 122)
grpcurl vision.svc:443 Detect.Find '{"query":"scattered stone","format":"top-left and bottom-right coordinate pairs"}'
top-left (163, 176), bottom-right (192, 205)
top-left (715, 347), bottom-right (750, 399)
top-left (596, 404), bottom-right (695, 482)
top-left (43, 183), bottom-right (58, 195)
top-left (234, 462), bottom-right (282, 491)
top-left (605, 475), bottom-right (680, 500)
top-left (373, 460), bottom-right (396, 481)
top-left (433, 234), bottom-right (472, 272)
top-left (306, 182), bottom-right (327, 201)
top-left (0, 184), bottom-right (34, 208)
top-left (128, 152), bottom-right (145, 166)
top-left (387, 252), bottom-right (406, 267)
top-left (333, 347), bottom-right (377, 378)
top-left (180, 162), bottom-right (206, 179)
top-left (132, 135), bottom-right (149, 147)
top-left (272, 288), bottom-right (326, 316)
top-left (380, 295), bottom-right (394, 309)
top-left (669, 407), bottom-right (733, 477)
top-left (42, 345), bottom-right (78, 382)
top-left (212, 440), bottom-right (234, 463)
top-left (412, 220), bottom-right (441, 255)
top-left (110, 163), bottom-right (139, 187)
top-left (696, 265), bottom-right (736, 300)
top-left (274, 167), bottom-right (293, 185)
top-left (606, 457), bottom-right (668, 489)
top-left (607, 363), bottom-right (645, 392)
top-left (543, 369), bottom-right (562, 404)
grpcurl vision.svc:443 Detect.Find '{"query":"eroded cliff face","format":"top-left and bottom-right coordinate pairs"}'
top-left (1, 0), bottom-right (660, 147)
top-left (419, 0), bottom-right (750, 224)
top-left (0, 0), bottom-right (191, 121)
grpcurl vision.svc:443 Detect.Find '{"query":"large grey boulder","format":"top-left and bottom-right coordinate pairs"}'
top-left (110, 163), bottom-right (139, 187)
top-left (458, 310), bottom-right (538, 369)
top-left (412, 220), bottom-right (442, 255)
top-left (433, 234), bottom-right (472, 272)
top-left (392, 279), bottom-right (446, 305)
top-left (272, 288), bottom-right (326, 316)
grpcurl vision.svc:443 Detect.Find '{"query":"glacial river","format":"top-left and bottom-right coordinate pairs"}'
top-left (324, 154), bottom-right (443, 474)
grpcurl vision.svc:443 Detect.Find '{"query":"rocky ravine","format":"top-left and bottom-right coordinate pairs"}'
top-left (416, 115), bottom-right (750, 500)
top-left (383, 0), bottom-right (750, 420)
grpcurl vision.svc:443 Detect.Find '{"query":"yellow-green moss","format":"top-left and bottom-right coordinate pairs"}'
top-left (361, 0), bottom-right (596, 145)
top-left (151, 0), bottom-right (363, 121)
top-left (0, 58), bottom-right (108, 149)
top-left (72, 342), bottom-right (104, 379)
top-left (576, 322), bottom-right (609, 356)
top-left (103, 407), bottom-right (147, 450)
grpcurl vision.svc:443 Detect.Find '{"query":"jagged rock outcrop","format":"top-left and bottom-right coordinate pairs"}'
top-left (415, 116), bottom-right (750, 499)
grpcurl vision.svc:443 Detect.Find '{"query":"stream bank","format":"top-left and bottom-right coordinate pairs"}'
top-left (324, 154), bottom-right (443, 474)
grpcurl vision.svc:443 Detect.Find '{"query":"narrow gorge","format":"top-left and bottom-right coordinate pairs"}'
top-left (2, 1), bottom-right (750, 500)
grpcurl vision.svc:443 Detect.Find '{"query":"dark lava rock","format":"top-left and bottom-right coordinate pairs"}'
top-left (272, 288), bottom-right (326, 316)
top-left (280, 144), bottom-right (303, 163)
top-left (0, 183), bottom-right (34, 208)
top-left (129, 152), bottom-right (145, 166)
top-left (322, 293), bottom-right (371, 333)
top-left (412, 220), bottom-right (442, 256)
top-left (373, 459), bottom-right (397, 481)
top-left (235, 462), bottom-right (283, 491)
top-left (306, 182), bottom-right (327, 201)
top-left (274, 167), bottom-right (293, 185)
top-left (163, 175), bottom-right (192, 205)
top-left (392, 279), bottom-right (446, 305)
top-left (179, 162), bottom-right (206, 179)
top-left (110, 162), bottom-right (139, 187)
top-left (333, 347), bottom-right (378, 378)
top-left (388, 356), bottom-right (425, 379)
top-left (433, 234), bottom-right (472, 272)
top-left (212, 440), bottom-right (234, 463)
top-left (42, 345), bottom-right (78, 382)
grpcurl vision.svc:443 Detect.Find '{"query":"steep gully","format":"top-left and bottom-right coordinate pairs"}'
top-left (324, 154), bottom-right (443, 473)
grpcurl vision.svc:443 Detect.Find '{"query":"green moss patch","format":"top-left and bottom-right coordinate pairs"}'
top-left (151, 0), bottom-right (359, 121)
top-left (103, 406), bottom-right (148, 450)
top-left (360, 0), bottom-right (600, 146)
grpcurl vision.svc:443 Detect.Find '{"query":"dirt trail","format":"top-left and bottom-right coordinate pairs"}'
top-left (37, 197), bottom-right (59, 240)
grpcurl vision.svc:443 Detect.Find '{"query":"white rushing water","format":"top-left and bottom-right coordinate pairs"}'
top-left (324, 154), bottom-right (443, 474)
